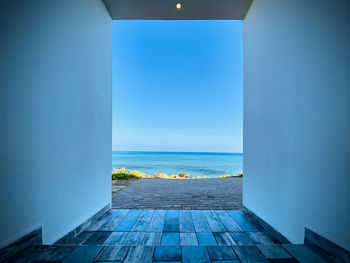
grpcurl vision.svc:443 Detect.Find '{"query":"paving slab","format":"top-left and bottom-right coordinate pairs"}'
top-left (112, 178), bottom-right (242, 209)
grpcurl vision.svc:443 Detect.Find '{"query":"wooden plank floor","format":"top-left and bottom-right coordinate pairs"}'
top-left (12, 209), bottom-right (337, 262)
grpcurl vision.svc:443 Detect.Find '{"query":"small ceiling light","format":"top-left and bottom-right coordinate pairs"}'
top-left (176, 3), bottom-right (182, 10)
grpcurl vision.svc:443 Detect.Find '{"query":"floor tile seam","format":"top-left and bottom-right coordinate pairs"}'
top-left (213, 210), bottom-right (244, 233)
top-left (202, 210), bottom-right (231, 236)
top-left (131, 209), bottom-right (155, 232)
top-left (120, 209), bottom-right (144, 232)
top-left (106, 209), bottom-right (130, 231)
top-left (146, 210), bottom-right (166, 233)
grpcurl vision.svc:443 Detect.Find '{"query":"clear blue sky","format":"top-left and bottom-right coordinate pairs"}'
top-left (112, 20), bottom-right (243, 153)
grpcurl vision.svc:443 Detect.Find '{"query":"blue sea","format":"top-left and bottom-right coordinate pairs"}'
top-left (112, 151), bottom-right (243, 178)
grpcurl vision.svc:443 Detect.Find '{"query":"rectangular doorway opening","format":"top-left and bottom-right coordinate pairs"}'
top-left (111, 20), bottom-right (243, 210)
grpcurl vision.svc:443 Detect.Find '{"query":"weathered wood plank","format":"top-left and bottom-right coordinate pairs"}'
top-left (94, 246), bottom-right (129, 262)
top-left (154, 246), bottom-right (181, 261)
top-left (242, 207), bottom-right (289, 244)
top-left (83, 231), bottom-right (112, 245)
top-left (207, 246), bottom-right (237, 261)
top-left (142, 232), bottom-right (162, 245)
top-left (257, 245), bottom-right (293, 259)
top-left (230, 232), bottom-right (254, 245)
top-left (147, 210), bottom-right (166, 232)
top-left (115, 210), bottom-right (142, 231)
top-left (179, 210), bottom-right (195, 232)
top-left (247, 232), bottom-right (277, 245)
top-left (123, 246), bottom-right (154, 263)
top-left (233, 245), bottom-right (269, 263)
top-left (161, 232), bottom-right (179, 245)
top-left (27, 246), bottom-right (75, 262)
top-left (0, 228), bottom-right (42, 262)
top-left (163, 210), bottom-right (179, 232)
top-left (182, 246), bottom-right (210, 263)
top-left (213, 232), bottom-right (236, 245)
top-left (196, 232), bottom-right (217, 245)
top-left (203, 210), bottom-right (227, 232)
top-left (282, 244), bottom-right (328, 263)
top-left (63, 246), bottom-right (102, 263)
top-left (191, 210), bottom-right (211, 233)
top-left (139, 246), bottom-right (154, 263)
top-left (122, 232), bottom-right (146, 245)
top-left (99, 209), bottom-right (129, 231)
top-left (227, 210), bottom-right (259, 232)
top-left (85, 213), bottom-right (111, 231)
top-left (215, 210), bottom-right (243, 232)
top-left (131, 210), bottom-right (154, 231)
top-left (73, 231), bottom-right (94, 245)
top-left (15, 245), bottom-right (48, 261)
top-left (103, 232), bottom-right (128, 245)
top-left (211, 260), bottom-right (240, 263)
top-left (180, 233), bottom-right (198, 245)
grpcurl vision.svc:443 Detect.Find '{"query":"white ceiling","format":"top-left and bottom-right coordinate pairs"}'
top-left (103, 0), bottom-right (253, 20)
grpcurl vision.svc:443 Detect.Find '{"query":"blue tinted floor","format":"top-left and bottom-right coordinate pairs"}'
top-left (11, 209), bottom-right (334, 262)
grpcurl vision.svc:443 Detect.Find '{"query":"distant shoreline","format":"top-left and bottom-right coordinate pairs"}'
top-left (112, 168), bottom-right (243, 180)
top-left (112, 151), bottom-right (243, 179)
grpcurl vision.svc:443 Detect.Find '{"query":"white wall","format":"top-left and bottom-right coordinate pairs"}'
top-left (244, 0), bottom-right (350, 250)
top-left (0, 0), bottom-right (112, 247)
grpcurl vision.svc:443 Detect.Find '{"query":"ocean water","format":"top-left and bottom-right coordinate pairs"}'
top-left (112, 151), bottom-right (243, 178)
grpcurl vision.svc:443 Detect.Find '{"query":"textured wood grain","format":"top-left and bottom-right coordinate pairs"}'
top-left (247, 232), bottom-right (277, 245)
top-left (63, 246), bottom-right (102, 263)
top-left (99, 209), bottom-right (129, 231)
top-left (215, 210), bottom-right (243, 232)
top-left (180, 233), bottom-right (198, 245)
top-left (182, 246), bottom-right (210, 263)
top-left (179, 210), bottom-right (195, 232)
top-left (230, 232), bottom-right (254, 245)
top-left (213, 232), bottom-right (236, 245)
top-left (163, 210), bottom-right (179, 232)
top-left (95, 246), bottom-right (129, 262)
top-left (191, 210), bottom-right (211, 232)
top-left (203, 210), bottom-right (227, 232)
top-left (233, 245), bottom-right (268, 263)
top-left (257, 245), bottom-right (293, 259)
top-left (103, 232), bottom-right (128, 245)
top-left (115, 210), bottom-right (142, 231)
top-left (207, 246), bottom-right (237, 260)
top-left (123, 246), bottom-right (154, 263)
top-left (122, 232), bottom-right (145, 245)
top-left (131, 210), bottom-right (154, 231)
top-left (196, 232), bottom-right (217, 245)
top-left (227, 211), bottom-right (258, 232)
top-left (142, 232), bottom-right (162, 245)
top-left (147, 210), bottom-right (166, 232)
top-left (154, 246), bottom-right (181, 261)
top-left (83, 231), bottom-right (112, 245)
top-left (161, 232), bottom-right (179, 245)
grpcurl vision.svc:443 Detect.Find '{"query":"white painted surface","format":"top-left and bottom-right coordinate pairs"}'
top-left (0, 0), bottom-right (112, 247)
top-left (243, 0), bottom-right (350, 250)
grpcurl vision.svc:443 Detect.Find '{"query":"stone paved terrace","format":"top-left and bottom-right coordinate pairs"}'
top-left (112, 178), bottom-right (242, 210)
top-left (10, 209), bottom-right (335, 262)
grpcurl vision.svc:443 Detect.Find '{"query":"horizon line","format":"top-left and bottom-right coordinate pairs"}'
top-left (112, 150), bottom-right (243, 154)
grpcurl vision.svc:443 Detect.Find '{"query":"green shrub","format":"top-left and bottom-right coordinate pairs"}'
top-left (111, 168), bottom-right (146, 180)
